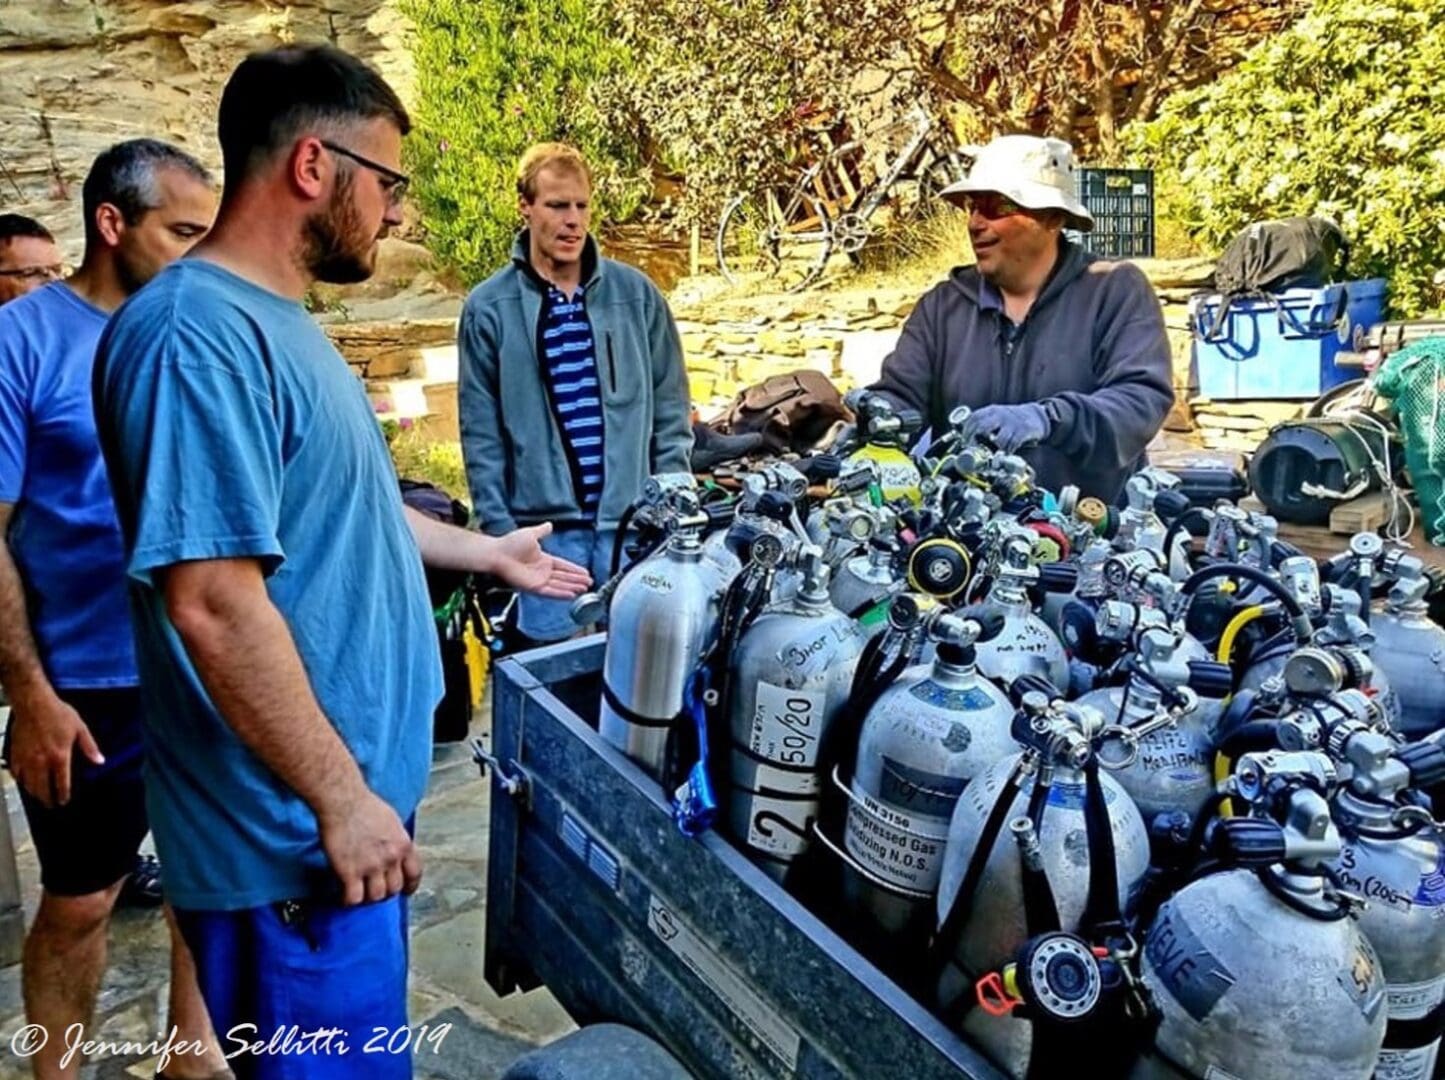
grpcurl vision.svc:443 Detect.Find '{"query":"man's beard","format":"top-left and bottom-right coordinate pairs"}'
top-left (303, 171), bottom-right (378, 285)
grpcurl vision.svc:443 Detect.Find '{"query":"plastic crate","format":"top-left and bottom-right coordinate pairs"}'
top-left (1189, 278), bottom-right (1388, 400)
top-left (1072, 168), bottom-right (1155, 259)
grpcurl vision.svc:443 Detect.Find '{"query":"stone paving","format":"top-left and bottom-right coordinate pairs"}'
top-left (0, 705), bottom-right (575, 1080)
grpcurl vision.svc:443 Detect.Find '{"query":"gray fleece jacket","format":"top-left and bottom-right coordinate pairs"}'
top-left (871, 239), bottom-right (1174, 503)
top-left (458, 232), bottom-right (693, 535)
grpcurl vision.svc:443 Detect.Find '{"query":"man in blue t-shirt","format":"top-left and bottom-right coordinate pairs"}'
top-left (94, 45), bottom-right (589, 1079)
top-left (0, 142), bottom-right (226, 1078)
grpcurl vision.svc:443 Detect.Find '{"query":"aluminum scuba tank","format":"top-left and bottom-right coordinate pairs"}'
top-left (1133, 751), bottom-right (1388, 1080)
top-left (835, 609), bottom-right (1016, 945)
top-left (727, 551), bottom-right (864, 880)
top-left (1041, 537), bottom-right (1110, 636)
top-left (597, 510), bottom-right (735, 779)
top-left (934, 693), bottom-right (1150, 1078)
top-left (974, 529), bottom-right (1069, 693)
top-left (1326, 726), bottom-right (1445, 1080)
top-left (844, 390), bottom-right (924, 506)
top-left (1370, 554), bottom-right (1445, 738)
top-left (1077, 619), bottom-right (1227, 833)
top-left (830, 536), bottom-right (904, 637)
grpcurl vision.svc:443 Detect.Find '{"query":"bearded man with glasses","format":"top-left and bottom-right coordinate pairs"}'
top-left (868, 134), bottom-right (1174, 504)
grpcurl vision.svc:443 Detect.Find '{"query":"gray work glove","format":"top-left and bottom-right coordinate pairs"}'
top-left (969, 403), bottom-right (1050, 453)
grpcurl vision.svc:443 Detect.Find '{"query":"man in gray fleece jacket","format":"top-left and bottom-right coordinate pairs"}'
top-left (871, 135), bottom-right (1173, 503)
top-left (459, 143), bottom-right (692, 645)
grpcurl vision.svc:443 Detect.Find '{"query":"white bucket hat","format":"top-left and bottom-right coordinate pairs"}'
top-left (940, 134), bottom-right (1094, 232)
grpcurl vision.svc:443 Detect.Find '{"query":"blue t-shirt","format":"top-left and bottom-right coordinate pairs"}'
top-left (94, 260), bottom-right (443, 911)
top-left (0, 283), bottom-right (137, 689)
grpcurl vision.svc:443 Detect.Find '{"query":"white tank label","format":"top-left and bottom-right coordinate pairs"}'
top-left (745, 793), bottom-right (816, 858)
top-left (844, 784), bottom-right (949, 893)
top-left (1377, 976), bottom-right (1445, 1080)
top-left (750, 682), bottom-right (825, 769)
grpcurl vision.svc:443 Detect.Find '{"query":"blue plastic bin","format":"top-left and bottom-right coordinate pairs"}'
top-left (1189, 278), bottom-right (1387, 400)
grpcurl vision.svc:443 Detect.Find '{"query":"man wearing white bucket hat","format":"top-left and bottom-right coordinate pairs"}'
top-left (870, 134), bottom-right (1173, 503)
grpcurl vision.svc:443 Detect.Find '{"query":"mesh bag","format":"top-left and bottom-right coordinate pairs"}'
top-left (1374, 337), bottom-right (1445, 544)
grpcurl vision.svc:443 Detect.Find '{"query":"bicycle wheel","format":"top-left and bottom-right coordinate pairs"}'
top-left (716, 186), bottom-right (834, 292)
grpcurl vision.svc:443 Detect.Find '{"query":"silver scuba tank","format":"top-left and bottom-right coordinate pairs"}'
top-left (934, 694), bottom-right (1150, 1078)
top-left (598, 523), bottom-right (733, 779)
top-left (1327, 728), bottom-right (1445, 1080)
top-left (1133, 751), bottom-right (1388, 1080)
top-left (974, 531), bottom-right (1069, 693)
top-left (1078, 621), bottom-right (1224, 830)
top-left (1041, 537), bottom-right (1111, 636)
top-left (838, 613), bottom-right (1017, 940)
top-left (829, 537), bottom-right (904, 638)
top-left (727, 552), bottom-right (864, 880)
top-left (1370, 554), bottom-right (1445, 738)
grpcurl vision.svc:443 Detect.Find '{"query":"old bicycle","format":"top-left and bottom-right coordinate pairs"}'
top-left (715, 105), bottom-right (971, 292)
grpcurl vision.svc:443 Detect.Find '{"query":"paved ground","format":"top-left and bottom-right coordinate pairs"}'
top-left (0, 703), bottom-right (575, 1080)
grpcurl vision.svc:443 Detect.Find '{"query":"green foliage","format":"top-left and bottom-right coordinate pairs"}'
top-left (597, 0), bottom-right (928, 223)
top-left (1127, 0), bottom-right (1445, 316)
top-left (385, 425), bottom-right (471, 505)
top-left (401, 0), bottom-right (650, 288)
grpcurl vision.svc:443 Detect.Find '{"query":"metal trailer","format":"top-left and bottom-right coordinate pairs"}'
top-left (481, 636), bottom-right (1005, 1080)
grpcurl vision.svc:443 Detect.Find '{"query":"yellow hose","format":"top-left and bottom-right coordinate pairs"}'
top-left (1213, 604), bottom-right (1266, 817)
top-left (1216, 605), bottom-right (1266, 665)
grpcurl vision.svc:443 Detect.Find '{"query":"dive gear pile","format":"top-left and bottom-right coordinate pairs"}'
top-left (572, 412), bottom-right (1445, 1079)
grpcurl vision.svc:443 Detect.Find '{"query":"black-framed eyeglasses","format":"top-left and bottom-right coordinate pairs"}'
top-left (0, 264), bottom-right (63, 282)
top-left (320, 140), bottom-right (410, 207)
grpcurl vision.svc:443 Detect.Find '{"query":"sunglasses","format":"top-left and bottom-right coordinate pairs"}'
top-left (320, 140), bottom-right (410, 208)
top-left (961, 193), bottom-right (1027, 220)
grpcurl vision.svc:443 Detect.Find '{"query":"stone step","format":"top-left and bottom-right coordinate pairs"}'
top-left (326, 318), bottom-right (458, 381)
top-left (368, 377), bottom-right (458, 439)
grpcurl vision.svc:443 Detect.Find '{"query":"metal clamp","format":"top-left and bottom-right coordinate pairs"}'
top-left (471, 737), bottom-right (532, 809)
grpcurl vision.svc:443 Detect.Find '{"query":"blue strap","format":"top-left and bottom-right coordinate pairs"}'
top-left (672, 666), bottom-right (718, 838)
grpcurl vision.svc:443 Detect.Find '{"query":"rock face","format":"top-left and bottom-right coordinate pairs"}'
top-left (0, 0), bottom-right (414, 261)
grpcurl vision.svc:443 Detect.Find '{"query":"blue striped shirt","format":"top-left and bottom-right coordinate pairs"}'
top-left (540, 284), bottom-right (605, 516)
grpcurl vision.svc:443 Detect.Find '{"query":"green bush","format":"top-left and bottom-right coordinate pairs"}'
top-left (1127, 0), bottom-right (1445, 317)
top-left (401, 0), bottom-right (651, 289)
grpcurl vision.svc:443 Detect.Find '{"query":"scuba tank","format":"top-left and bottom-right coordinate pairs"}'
top-left (933, 690), bottom-right (1151, 1079)
top-left (1077, 618), bottom-right (1229, 838)
top-left (974, 528), bottom-right (1070, 693)
top-left (1370, 552), bottom-right (1445, 738)
top-left (1042, 536), bottom-right (1110, 637)
top-left (591, 483), bottom-right (737, 779)
top-left (1133, 751), bottom-right (1388, 1080)
top-left (1327, 725), bottom-right (1445, 1080)
top-left (727, 549), bottom-right (864, 880)
top-left (844, 390), bottom-right (924, 505)
top-left (702, 461), bottom-right (806, 580)
top-left (823, 601), bottom-right (1013, 960)
top-left (830, 536), bottom-right (904, 638)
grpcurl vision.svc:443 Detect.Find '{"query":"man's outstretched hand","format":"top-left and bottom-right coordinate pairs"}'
top-left (490, 523), bottom-right (592, 598)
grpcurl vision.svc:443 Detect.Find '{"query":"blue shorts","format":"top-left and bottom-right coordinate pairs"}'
top-left (175, 895), bottom-right (410, 1080)
top-left (516, 525), bottom-right (617, 642)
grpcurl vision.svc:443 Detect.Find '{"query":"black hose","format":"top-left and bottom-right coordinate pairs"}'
top-left (1181, 562), bottom-right (1307, 620)
top-left (1216, 721), bottom-right (1284, 761)
top-left (1259, 866), bottom-right (1350, 922)
top-left (1161, 508), bottom-right (1212, 568)
top-left (611, 504), bottom-right (640, 577)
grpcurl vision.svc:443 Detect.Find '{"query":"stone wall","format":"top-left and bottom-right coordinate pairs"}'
top-left (674, 259), bottom-right (1212, 424)
top-left (0, 0), bottom-right (414, 260)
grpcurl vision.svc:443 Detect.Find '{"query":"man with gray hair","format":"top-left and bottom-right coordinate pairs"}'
top-left (870, 134), bottom-right (1173, 503)
top-left (0, 139), bottom-right (225, 1078)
